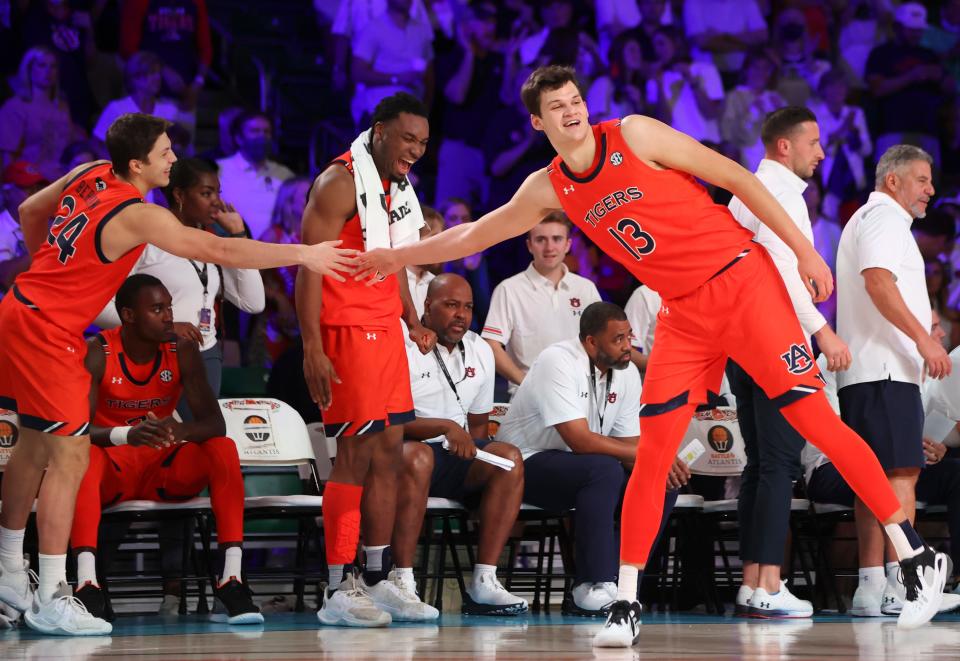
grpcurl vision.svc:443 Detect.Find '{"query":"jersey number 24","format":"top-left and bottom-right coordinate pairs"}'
top-left (46, 195), bottom-right (90, 265)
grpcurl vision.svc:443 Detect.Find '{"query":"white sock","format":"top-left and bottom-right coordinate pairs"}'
top-left (858, 566), bottom-right (884, 589)
top-left (0, 526), bottom-right (25, 569)
top-left (220, 546), bottom-right (242, 585)
top-left (884, 521), bottom-right (924, 561)
top-left (328, 565), bottom-right (345, 588)
top-left (76, 551), bottom-right (98, 587)
top-left (363, 545), bottom-right (388, 572)
top-left (395, 567), bottom-right (415, 583)
top-left (473, 563), bottom-right (497, 586)
top-left (615, 565), bottom-right (639, 602)
top-left (885, 561), bottom-right (899, 581)
top-left (38, 553), bottom-right (67, 603)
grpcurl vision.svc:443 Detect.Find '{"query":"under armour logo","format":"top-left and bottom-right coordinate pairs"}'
top-left (661, 306), bottom-right (670, 315)
top-left (420, 372), bottom-right (431, 379)
top-left (366, 332), bottom-right (377, 340)
top-left (563, 185), bottom-right (575, 195)
top-left (112, 377), bottom-right (123, 385)
top-left (580, 391), bottom-right (589, 398)
top-left (760, 601), bottom-right (770, 609)
top-left (780, 343), bottom-right (814, 375)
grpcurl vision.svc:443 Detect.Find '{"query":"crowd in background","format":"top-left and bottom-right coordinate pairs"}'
top-left (1, 0), bottom-right (960, 368)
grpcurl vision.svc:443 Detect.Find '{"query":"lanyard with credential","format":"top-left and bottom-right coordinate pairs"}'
top-left (433, 342), bottom-right (468, 425)
top-left (589, 360), bottom-right (613, 432)
top-left (190, 260), bottom-right (212, 333)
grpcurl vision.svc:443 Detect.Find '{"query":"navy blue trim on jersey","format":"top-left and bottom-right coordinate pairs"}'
top-left (770, 384), bottom-right (821, 409)
top-left (0, 395), bottom-right (16, 410)
top-left (118, 351), bottom-right (163, 386)
top-left (388, 409), bottom-right (416, 426)
top-left (11, 284), bottom-right (38, 309)
top-left (708, 249), bottom-right (751, 282)
top-left (62, 162), bottom-right (105, 192)
top-left (161, 444), bottom-right (187, 467)
top-left (559, 132), bottom-right (608, 184)
top-left (639, 391), bottom-right (690, 417)
top-left (156, 487), bottom-right (199, 502)
top-left (18, 412), bottom-right (68, 434)
top-left (93, 198), bottom-right (143, 264)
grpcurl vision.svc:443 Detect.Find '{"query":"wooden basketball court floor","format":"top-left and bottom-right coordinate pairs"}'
top-left (2, 612), bottom-right (960, 660)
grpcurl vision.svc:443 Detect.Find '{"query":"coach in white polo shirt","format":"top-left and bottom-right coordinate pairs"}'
top-left (482, 212), bottom-right (601, 396)
top-left (837, 144), bottom-right (953, 584)
top-left (392, 273), bottom-right (527, 617)
top-left (496, 302), bottom-right (684, 616)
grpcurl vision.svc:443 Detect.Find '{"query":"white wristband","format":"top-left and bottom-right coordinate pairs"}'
top-left (109, 426), bottom-right (131, 446)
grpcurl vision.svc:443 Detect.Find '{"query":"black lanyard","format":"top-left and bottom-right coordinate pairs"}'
top-left (433, 342), bottom-right (468, 421)
top-left (589, 361), bottom-right (613, 432)
top-left (189, 260), bottom-right (209, 298)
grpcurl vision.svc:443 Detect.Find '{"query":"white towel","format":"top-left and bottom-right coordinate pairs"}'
top-left (350, 129), bottom-right (424, 251)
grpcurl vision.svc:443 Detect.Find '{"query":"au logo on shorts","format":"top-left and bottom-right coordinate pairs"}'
top-left (243, 415), bottom-right (271, 442)
top-left (780, 343), bottom-right (814, 375)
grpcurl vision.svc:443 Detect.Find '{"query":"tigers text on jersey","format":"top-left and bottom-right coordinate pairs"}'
top-left (93, 327), bottom-right (182, 428)
top-left (546, 120), bottom-right (754, 300)
top-left (12, 162), bottom-right (144, 335)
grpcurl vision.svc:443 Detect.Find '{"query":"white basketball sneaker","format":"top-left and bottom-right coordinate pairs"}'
top-left (881, 554), bottom-right (958, 618)
top-left (850, 583), bottom-right (884, 617)
top-left (566, 582), bottom-right (616, 616)
top-left (734, 585), bottom-right (754, 616)
top-left (364, 570), bottom-right (438, 622)
top-left (897, 547), bottom-right (948, 630)
top-left (593, 600), bottom-right (642, 648)
top-left (463, 571), bottom-right (528, 616)
top-left (0, 556), bottom-right (34, 613)
top-left (24, 583), bottom-right (112, 636)
top-left (317, 572), bottom-right (391, 627)
top-left (748, 582), bottom-right (813, 618)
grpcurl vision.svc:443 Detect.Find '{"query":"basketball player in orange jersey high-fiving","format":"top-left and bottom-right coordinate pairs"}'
top-left (355, 65), bottom-right (952, 645)
top-left (0, 113), bottom-right (354, 636)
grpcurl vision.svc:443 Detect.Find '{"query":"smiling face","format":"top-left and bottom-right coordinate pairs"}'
top-left (527, 220), bottom-right (572, 272)
top-left (134, 132), bottom-right (177, 189)
top-left (372, 112), bottom-right (429, 183)
top-left (531, 81), bottom-right (590, 146)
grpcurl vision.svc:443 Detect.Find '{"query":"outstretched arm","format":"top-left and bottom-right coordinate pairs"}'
top-left (356, 169), bottom-right (559, 280)
top-left (620, 114), bottom-right (833, 302)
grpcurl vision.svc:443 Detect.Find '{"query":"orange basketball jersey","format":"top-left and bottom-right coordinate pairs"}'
top-left (546, 120), bottom-right (755, 300)
top-left (12, 162), bottom-right (145, 335)
top-left (319, 151), bottom-right (402, 328)
top-left (92, 327), bottom-right (182, 427)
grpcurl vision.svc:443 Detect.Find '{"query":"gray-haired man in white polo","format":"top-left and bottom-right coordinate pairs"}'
top-left (836, 143), bottom-right (953, 613)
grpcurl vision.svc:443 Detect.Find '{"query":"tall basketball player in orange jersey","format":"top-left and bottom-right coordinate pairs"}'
top-left (357, 66), bottom-right (953, 642)
top-left (71, 274), bottom-right (261, 626)
top-left (0, 113), bottom-right (353, 636)
top-left (298, 93), bottom-right (439, 627)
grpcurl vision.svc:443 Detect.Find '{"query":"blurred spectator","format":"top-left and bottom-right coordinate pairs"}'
top-left (433, 3), bottom-right (502, 211)
top-left (587, 30), bottom-right (649, 123)
top-left (92, 51), bottom-right (180, 143)
top-left (119, 0), bottom-right (212, 105)
top-left (926, 257), bottom-right (958, 349)
top-left (519, 0), bottom-right (580, 66)
top-left (258, 176), bottom-right (312, 306)
top-left (772, 7), bottom-right (831, 106)
top-left (0, 161), bottom-right (47, 292)
top-left (22, 0), bottom-right (96, 124)
top-left (198, 105), bottom-right (242, 162)
top-left (328, 0), bottom-right (431, 92)
top-left (866, 2), bottom-right (953, 168)
top-left (683, 0), bottom-right (768, 86)
top-left (59, 139), bottom-right (100, 172)
top-left (913, 209), bottom-right (957, 263)
top-left (644, 26), bottom-right (724, 143)
top-left (0, 46), bottom-right (77, 181)
top-left (921, 0), bottom-right (960, 87)
top-left (349, 0), bottom-right (435, 128)
top-left (837, 0), bottom-right (886, 89)
top-left (440, 197), bottom-right (491, 331)
top-left (407, 205), bottom-right (444, 319)
top-left (217, 111), bottom-right (294, 239)
top-left (721, 50), bottom-right (786, 169)
top-left (942, 102), bottom-right (960, 187)
top-left (594, 0), bottom-right (640, 60)
top-left (810, 69), bottom-right (873, 221)
top-left (481, 212), bottom-right (602, 397)
top-left (805, 177), bottom-right (840, 326)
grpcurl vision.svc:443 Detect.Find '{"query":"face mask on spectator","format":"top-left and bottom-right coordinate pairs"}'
top-left (241, 137), bottom-right (271, 163)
